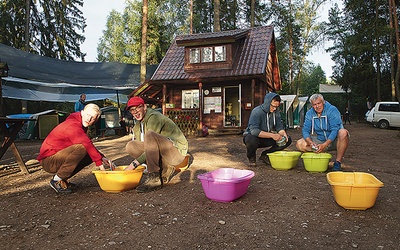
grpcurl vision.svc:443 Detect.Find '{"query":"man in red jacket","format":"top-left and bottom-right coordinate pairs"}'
top-left (37, 103), bottom-right (113, 194)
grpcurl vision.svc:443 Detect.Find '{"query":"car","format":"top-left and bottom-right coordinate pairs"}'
top-left (369, 102), bottom-right (400, 129)
top-left (365, 108), bottom-right (374, 123)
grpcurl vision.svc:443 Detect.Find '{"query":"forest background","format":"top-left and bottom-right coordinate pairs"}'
top-left (1, 0), bottom-right (400, 119)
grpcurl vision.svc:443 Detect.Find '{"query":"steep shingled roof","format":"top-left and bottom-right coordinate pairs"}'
top-left (150, 26), bottom-right (276, 83)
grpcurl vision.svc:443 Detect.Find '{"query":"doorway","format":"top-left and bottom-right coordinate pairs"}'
top-left (224, 85), bottom-right (241, 127)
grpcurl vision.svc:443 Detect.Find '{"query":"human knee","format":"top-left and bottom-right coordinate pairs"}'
top-left (296, 138), bottom-right (306, 151)
top-left (338, 129), bottom-right (349, 140)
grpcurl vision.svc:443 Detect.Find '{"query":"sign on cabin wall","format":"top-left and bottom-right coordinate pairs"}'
top-left (204, 96), bottom-right (222, 114)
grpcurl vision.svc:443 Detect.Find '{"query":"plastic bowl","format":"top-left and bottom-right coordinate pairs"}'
top-left (197, 168), bottom-right (255, 203)
top-left (326, 172), bottom-right (384, 210)
top-left (92, 166), bottom-right (145, 193)
top-left (267, 151), bottom-right (302, 170)
top-left (301, 152), bottom-right (332, 172)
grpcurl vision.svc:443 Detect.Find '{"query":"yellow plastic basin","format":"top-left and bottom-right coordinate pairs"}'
top-left (267, 151), bottom-right (302, 170)
top-left (326, 172), bottom-right (384, 210)
top-left (301, 152), bottom-right (332, 172)
top-left (92, 165), bottom-right (145, 193)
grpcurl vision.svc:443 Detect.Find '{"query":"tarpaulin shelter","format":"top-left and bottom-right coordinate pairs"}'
top-left (0, 44), bottom-right (158, 103)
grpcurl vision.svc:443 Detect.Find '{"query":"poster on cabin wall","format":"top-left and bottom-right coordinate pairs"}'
top-left (204, 96), bottom-right (222, 114)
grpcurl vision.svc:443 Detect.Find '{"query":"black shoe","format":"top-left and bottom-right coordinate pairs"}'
top-left (248, 156), bottom-right (257, 167)
top-left (65, 180), bottom-right (77, 190)
top-left (50, 179), bottom-right (72, 194)
top-left (259, 154), bottom-right (270, 165)
top-left (162, 166), bottom-right (175, 184)
top-left (136, 172), bottom-right (163, 193)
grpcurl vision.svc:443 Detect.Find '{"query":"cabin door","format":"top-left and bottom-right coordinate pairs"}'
top-left (224, 85), bottom-right (241, 127)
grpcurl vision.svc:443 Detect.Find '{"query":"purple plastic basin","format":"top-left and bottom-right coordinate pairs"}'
top-left (197, 168), bottom-right (255, 202)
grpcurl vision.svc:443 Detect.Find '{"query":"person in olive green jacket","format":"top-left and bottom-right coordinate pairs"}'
top-left (125, 96), bottom-right (192, 192)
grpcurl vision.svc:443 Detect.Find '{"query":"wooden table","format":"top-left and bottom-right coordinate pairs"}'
top-left (0, 117), bottom-right (35, 174)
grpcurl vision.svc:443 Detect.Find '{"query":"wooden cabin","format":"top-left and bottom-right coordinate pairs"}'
top-left (132, 26), bottom-right (281, 136)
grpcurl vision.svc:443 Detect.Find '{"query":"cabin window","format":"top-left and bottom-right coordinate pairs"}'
top-left (201, 47), bottom-right (213, 63)
top-left (189, 48), bottom-right (200, 63)
top-left (189, 45), bottom-right (227, 64)
top-left (182, 90), bottom-right (200, 109)
top-left (214, 46), bottom-right (226, 62)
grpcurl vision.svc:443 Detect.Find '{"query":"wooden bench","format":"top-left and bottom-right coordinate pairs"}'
top-left (99, 127), bottom-right (126, 138)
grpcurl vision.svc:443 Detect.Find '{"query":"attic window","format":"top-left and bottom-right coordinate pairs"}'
top-left (189, 45), bottom-right (227, 64)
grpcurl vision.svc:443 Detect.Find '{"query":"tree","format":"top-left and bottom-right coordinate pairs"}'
top-left (326, 0), bottom-right (393, 103)
top-left (299, 64), bottom-right (326, 96)
top-left (0, 0), bottom-right (86, 60)
top-left (389, 0), bottom-right (400, 101)
top-left (97, 10), bottom-right (126, 62)
top-left (214, 0), bottom-right (221, 31)
top-left (141, 0), bottom-right (148, 84)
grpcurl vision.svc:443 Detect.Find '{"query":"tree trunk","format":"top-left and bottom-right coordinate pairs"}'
top-left (375, 0), bottom-right (381, 100)
top-left (289, 0), bottom-right (294, 93)
top-left (213, 0), bottom-right (221, 32)
top-left (24, 0), bottom-right (30, 51)
top-left (190, 0), bottom-right (193, 34)
top-left (390, 0), bottom-right (400, 101)
top-left (140, 0), bottom-right (148, 84)
top-left (389, 0), bottom-right (395, 100)
top-left (250, 0), bottom-right (255, 27)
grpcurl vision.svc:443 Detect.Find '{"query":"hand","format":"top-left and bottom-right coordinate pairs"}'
top-left (99, 164), bottom-right (106, 171)
top-left (272, 133), bottom-right (282, 141)
top-left (102, 157), bottom-right (116, 170)
top-left (125, 159), bottom-right (139, 171)
top-left (124, 164), bottom-right (135, 171)
top-left (102, 157), bottom-right (110, 166)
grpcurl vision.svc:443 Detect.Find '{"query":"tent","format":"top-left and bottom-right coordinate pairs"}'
top-left (294, 96), bottom-right (309, 127)
top-left (0, 44), bottom-right (158, 103)
top-left (280, 95), bottom-right (299, 129)
top-left (7, 110), bottom-right (69, 139)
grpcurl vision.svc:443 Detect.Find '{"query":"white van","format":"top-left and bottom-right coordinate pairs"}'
top-left (369, 102), bottom-right (400, 129)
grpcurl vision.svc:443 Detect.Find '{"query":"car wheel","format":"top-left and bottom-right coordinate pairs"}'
top-left (378, 120), bottom-right (389, 129)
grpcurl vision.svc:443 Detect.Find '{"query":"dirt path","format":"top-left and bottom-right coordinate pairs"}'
top-left (0, 123), bottom-right (399, 249)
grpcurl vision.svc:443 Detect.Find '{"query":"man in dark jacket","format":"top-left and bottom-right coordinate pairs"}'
top-left (243, 92), bottom-right (292, 166)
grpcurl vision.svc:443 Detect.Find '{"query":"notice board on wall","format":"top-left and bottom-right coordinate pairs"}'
top-left (204, 96), bottom-right (222, 114)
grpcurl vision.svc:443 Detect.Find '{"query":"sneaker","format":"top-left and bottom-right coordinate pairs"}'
top-left (259, 154), bottom-right (270, 165)
top-left (248, 157), bottom-right (257, 167)
top-left (162, 166), bottom-right (175, 184)
top-left (332, 161), bottom-right (342, 171)
top-left (65, 180), bottom-right (77, 190)
top-left (50, 179), bottom-right (72, 194)
top-left (136, 172), bottom-right (163, 193)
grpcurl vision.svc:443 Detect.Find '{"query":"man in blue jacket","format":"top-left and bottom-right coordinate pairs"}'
top-left (296, 93), bottom-right (349, 171)
top-left (243, 92), bottom-right (292, 167)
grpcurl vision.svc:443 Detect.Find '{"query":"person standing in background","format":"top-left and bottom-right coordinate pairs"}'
top-left (343, 107), bottom-right (351, 125)
top-left (75, 93), bottom-right (86, 112)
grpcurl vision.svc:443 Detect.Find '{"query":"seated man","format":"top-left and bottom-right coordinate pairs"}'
top-left (296, 93), bottom-right (349, 171)
top-left (243, 92), bottom-right (292, 167)
top-left (37, 103), bottom-right (113, 194)
top-left (125, 97), bottom-right (192, 193)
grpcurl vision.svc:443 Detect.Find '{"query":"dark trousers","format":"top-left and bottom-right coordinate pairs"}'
top-left (243, 134), bottom-right (292, 159)
top-left (41, 144), bottom-right (93, 180)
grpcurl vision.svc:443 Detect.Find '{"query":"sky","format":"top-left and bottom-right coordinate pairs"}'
top-left (81, 0), bottom-right (339, 78)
